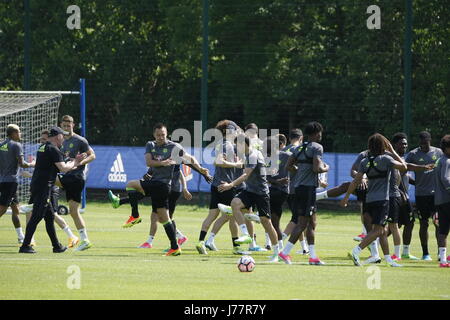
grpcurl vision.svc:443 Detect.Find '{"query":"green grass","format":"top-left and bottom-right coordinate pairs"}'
top-left (0, 202), bottom-right (448, 300)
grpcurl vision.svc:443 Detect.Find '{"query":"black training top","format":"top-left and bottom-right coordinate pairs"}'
top-left (30, 142), bottom-right (65, 192)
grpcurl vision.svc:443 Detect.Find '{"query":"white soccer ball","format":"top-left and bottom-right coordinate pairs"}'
top-left (237, 255), bottom-right (255, 272)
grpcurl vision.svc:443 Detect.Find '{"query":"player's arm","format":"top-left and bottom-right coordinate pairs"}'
top-left (17, 155), bottom-right (34, 168)
top-left (179, 169), bottom-right (192, 200)
top-left (313, 156), bottom-right (329, 173)
top-left (56, 153), bottom-right (85, 173)
top-left (340, 172), bottom-right (364, 207)
top-left (217, 167), bottom-right (253, 192)
top-left (214, 153), bottom-right (243, 169)
top-left (285, 154), bottom-right (298, 173)
top-left (145, 153), bottom-right (175, 167)
top-left (386, 143), bottom-right (407, 173)
top-left (407, 162), bottom-right (435, 172)
top-left (439, 160), bottom-right (450, 192)
top-left (78, 146), bottom-right (96, 166)
top-left (181, 152), bottom-right (209, 177)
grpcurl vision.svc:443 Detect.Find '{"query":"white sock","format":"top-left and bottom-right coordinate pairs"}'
top-left (250, 235), bottom-right (258, 249)
top-left (147, 235), bottom-right (154, 244)
top-left (402, 245), bottom-right (410, 256)
top-left (78, 228), bottom-right (88, 241)
top-left (239, 224), bottom-right (249, 236)
top-left (309, 244), bottom-right (317, 259)
top-left (272, 244), bottom-right (280, 255)
top-left (300, 239), bottom-right (308, 251)
top-left (370, 239), bottom-right (379, 257)
top-left (206, 233), bottom-right (215, 244)
top-left (176, 229), bottom-right (185, 239)
top-left (282, 241), bottom-right (294, 255)
top-left (278, 240), bottom-right (284, 251)
top-left (394, 245), bottom-right (401, 257)
top-left (15, 227), bottom-right (24, 241)
top-left (316, 191), bottom-right (328, 201)
top-left (362, 225), bottom-right (367, 235)
top-left (265, 233), bottom-right (271, 246)
top-left (439, 247), bottom-right (447, 263)
top-left (282, 233), bottom-right (288, 241)
top-left (63, 226), bottom-right (76, 239)
top-left (385, 254), bottom-right (393, 263)
top-left (353, 245), bottom-right (362, 255)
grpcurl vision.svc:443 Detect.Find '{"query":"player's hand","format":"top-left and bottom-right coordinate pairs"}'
top-left (358, 178), bottom-right (368, 190)
top-left (183, 189), bottom-right (192, 201)
top-left (218, 181), bottom-right (232, 192)
top-left (424, 163), bottom-right (435, 171)
top-left (277, 177), bottom-right (289, 185)
top-left (161, 158), bottom-right (176, 166)
top-left (340, 199), bottom-right (348, 208)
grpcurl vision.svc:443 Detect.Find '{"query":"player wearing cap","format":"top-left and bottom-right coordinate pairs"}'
top-left (19, 127), bottom-right (85, 253)
top-left (0, 124), bottom-right (35, 244)
top-left (57, 115), bottom-right (96, 251)
top-left (405, 131), bottom-right (444, 260)
top-left (434, 134), bottom-right (450, 267)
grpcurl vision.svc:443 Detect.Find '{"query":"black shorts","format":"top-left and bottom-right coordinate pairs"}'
top-left (209, 185), bottom-right (237, 209)
top-left (293, 185), bottom-right (317, 218)
top-left (387, 196), bottom-right (401, 223)
top-left (437, 202), bottom-right (450, 236)
top-left (59, 174), bottom-right (85, 203)
top-left (140, 180), bottom-right (170, 209)
top-left (152, 191), bottom-right (181, 216)
top-left (236, 190), bottom-right (271, 219)
top-left (415, 195), bottom-right (436, 221)
top-left (287, 194), bottom-right (298, 223)
top-left (0, 182), bottom-right (18, 207)
top-left (366, 200), bottom-right (389, 226)
top-left (269, 187), bottom-right (288, 217)
top-left (398, 199), bottom-right (414, 227)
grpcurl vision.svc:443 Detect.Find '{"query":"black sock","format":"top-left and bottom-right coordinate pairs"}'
top-left (164, 222), bottom-right (178, 250)
top-left (232, 237), bottom-right (239, 247)
top-left (199, 230), bottom-right (207, 242)
top-left (128, 191), bottom-right (144, 218)
top-left (172, 220), bottom-right (177, 233)
top-left (422, 244), bottom-right (429, 256)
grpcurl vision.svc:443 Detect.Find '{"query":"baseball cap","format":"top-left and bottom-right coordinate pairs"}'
top-left (48, 127), bottom-right (69, 137)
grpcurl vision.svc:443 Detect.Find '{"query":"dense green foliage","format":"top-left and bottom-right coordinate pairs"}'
top-left (0, 0), bottom-right (448, 150)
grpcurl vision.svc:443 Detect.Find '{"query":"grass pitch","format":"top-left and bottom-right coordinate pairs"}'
top-left (0, 202), bottom-right (448, 300)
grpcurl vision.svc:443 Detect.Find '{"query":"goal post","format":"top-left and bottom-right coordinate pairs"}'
top-left (0, 79), bottom-right (87, 208)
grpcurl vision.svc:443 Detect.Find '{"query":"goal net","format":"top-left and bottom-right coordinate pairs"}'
top-left (0, 92), bottom-right (62, 204)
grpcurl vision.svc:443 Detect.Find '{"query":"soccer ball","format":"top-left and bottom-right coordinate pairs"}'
top-left (237, 255), bottom-right (255, 272)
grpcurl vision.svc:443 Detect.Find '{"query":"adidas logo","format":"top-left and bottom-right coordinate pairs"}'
top-left (108, 153), bottom-right (127, 182)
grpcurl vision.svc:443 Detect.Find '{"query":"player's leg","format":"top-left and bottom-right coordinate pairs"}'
top-left (387, 197), bottom-right (402, 260)
top-left (436, 203), bottom-right (450, 267)
top-left (255, 193), bottom-right (280, 261)
top-left (416, 196), bottom-right (432, 260)
top-left (230, 193), bottom-right (254, 245)
top-left (206, 213), bottom-right (229, 251)
top-left (50, 186), bottom-right (78, 247)
top-left (20, 192), bottom-right (47, 253)
top-left (168, 191), bottom-right (187, 246)
top-left (10, 200), bottom-right (25, 245)
top-left (43, 204), bottom-right (66, 253)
